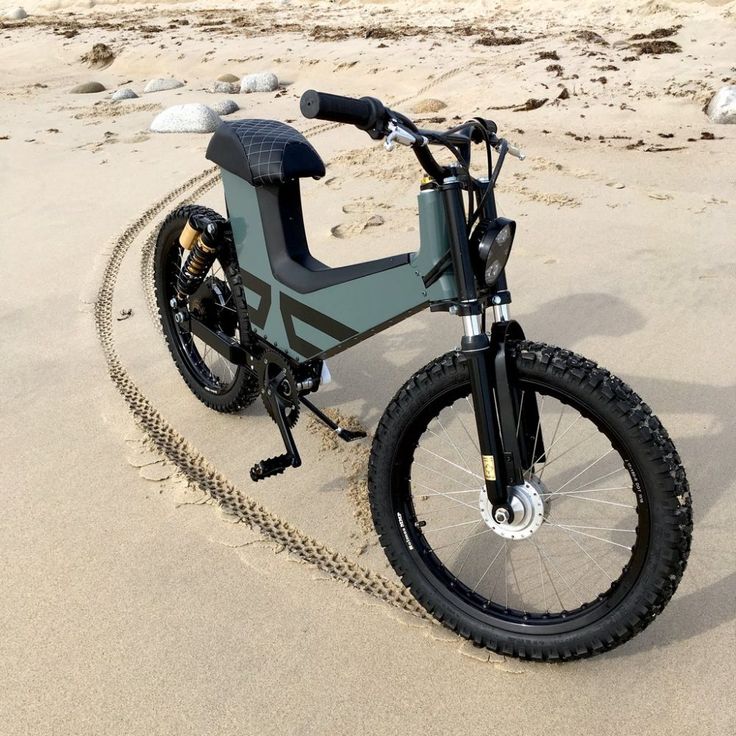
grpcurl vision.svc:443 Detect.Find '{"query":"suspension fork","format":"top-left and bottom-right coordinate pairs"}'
top-left (441, 179), bottom-right (540, 521)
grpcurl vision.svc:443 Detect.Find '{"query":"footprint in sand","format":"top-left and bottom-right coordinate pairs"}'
top-left (330, 214), bottom-right (385, 239)
top-left (341, 195), bottom-right (389, 215)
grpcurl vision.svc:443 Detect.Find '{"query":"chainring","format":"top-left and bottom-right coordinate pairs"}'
top-left (257, 348), bottom-right (300, 428)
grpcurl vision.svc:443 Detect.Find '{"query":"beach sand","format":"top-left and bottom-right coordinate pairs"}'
top-left (1, 1), bottom-right (734, 733)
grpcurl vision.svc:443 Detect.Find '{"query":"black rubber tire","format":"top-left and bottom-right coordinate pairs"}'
top-left (153, 205), bottom-right (260, 413)
top-left (368, 342), bottom-right (692, 661)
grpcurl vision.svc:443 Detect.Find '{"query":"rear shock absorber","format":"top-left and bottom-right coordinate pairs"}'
top-left (176, 217), bottom-right (221, 300)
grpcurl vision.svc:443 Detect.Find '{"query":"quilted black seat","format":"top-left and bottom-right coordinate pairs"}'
top-left (206, 119), bottom-right (325, 186)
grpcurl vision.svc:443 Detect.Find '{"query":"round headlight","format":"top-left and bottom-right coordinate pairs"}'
top-left (476, 219), bottom-right (515, 286)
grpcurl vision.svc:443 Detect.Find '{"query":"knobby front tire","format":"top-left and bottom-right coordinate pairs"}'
top-left (368, 343), bottom-right (692, 661)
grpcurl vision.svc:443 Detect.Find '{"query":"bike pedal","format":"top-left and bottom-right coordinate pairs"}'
top-left (250, 453), bottom-right (300, 482)
top-left (336, 428), bottom-right (367, 442)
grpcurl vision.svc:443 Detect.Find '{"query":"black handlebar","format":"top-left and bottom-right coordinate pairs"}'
top-left (300, 90), bottom-right (386, 137)
top-left (299, 89), bottom-right (513, 184)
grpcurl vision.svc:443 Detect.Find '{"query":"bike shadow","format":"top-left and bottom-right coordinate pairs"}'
top-left (607, 570), bottom-right (736, 658)
top-left (329, 291), bottom-right (734, 503)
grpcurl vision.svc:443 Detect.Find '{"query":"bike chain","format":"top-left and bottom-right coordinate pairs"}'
top-left (98, 70), bottom-right (474, 621)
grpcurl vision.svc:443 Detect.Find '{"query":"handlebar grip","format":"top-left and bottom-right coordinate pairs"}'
top-left (300, 89), bottom-right (385, 132)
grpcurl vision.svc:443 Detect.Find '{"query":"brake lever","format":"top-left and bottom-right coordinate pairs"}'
top-left (489, 133), bottom-right (525, 162)
top-left (507, 143), bottom-right (526, 161)
top-left (384, 120), bottom-right (427, 152)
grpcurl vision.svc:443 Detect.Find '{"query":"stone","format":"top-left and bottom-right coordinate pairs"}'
top-left (217, 73), bottom-right (240, 83)
top-left (209, 81), bottom-right (238, 94)
top-left (69, 81), bottom-right (106, 94)
top-left (210, 99), bottom-right (239, 116)
top-left (111, 88), bottom-right (138, 101)
top-left (4, 7), bottom-right (27, 20)
top-left (240, 72), bottom-right (279, 93)
top-left (412, 98), bottom-right (447, 114)
top-left (150, 104), bottom-right (221, 133)
top-left (143, 78), bottom-right (185, 94)
top-left (81, 43), bottom-right (114, 69)
top-left (706, 86), bottom-right (736, 124)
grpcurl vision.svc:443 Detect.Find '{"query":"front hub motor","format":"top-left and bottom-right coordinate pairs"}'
top-left (479, 477), bottom-right (548, 540)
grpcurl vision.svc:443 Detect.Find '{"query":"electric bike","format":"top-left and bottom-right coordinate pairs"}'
top-left (153, 90), bottom-right (692, 660)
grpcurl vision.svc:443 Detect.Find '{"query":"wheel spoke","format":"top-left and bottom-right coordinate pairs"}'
top-left (547, 486), bottom-right (631, 496)
top-left (428, 519), bottom-right (482, 533)
top-left (454, 403), bottom-right (480, 453)
top-left (417, 446), bottom-right (485, 481)
top-left (547, 494), bottom-right (634, 509)
top-left (530, 413), bottom-right (583, 475)
top-left (471, 541), bottom-right (505, 592)
top-left (553, 448), bottom-right (615, 493)
top-left (412, 481), bottom-right (479, 512)
top-left (544, 517), bottom-right (633, 550)
top-left (547, 519), bottom-right (618, 582)
top-left (412, 462), bottom-right (478, 489)
top-left (528, 395), bottom-right (545, 472)
top-left (561, 468), bottom-right (629, 495)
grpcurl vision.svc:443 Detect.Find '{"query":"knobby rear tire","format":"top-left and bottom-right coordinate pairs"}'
top-left (368, 342), bottom-right (692, 661)
top-left (153, 205), bottom-right (260, 413)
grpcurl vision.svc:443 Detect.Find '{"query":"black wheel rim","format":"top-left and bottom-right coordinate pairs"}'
top-left (392, 378), bottom-right (651, 636)
top-left (162, 236), bottom-right (241, 395)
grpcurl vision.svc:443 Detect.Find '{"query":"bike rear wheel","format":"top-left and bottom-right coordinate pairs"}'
top-left (368, 343), bottom-right (692, 660)
top-left (153, 205), bottom-right (259, 412)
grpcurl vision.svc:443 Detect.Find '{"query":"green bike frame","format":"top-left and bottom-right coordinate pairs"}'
top-left (221, 169), bottom-right (457, 363)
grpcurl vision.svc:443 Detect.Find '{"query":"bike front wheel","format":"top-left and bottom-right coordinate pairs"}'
top-left (368, 343), bottom-right (692, 661)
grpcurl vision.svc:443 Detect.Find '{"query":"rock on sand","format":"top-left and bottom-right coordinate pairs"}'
top-left (69, 81), bottom-right (106, 94)
top-left (144, 78), bottom-right (185, 94)
top-left (150, 104), bottom-right (221, 133)
top-left (4, 7), bottom-right (27, 19)
top-left (81, 43), bottom-right (115, 69)
top-left (412, 98), bottom-right (447, 113)
top-left (111, 88), bottom-right (139, 101)
top-left (209, 81), bottom-right (238, 94)
top-left (707, 86), bottom-right (736, 124)
top-left (210, 99), bottom-right (239, 116)
top-left (217, 73), bottom-right (240, 83)
top-left (240, 72), bottom-right (279, 93)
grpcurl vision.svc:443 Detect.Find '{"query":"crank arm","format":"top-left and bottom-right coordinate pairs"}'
top-left (250, 397), bottom-right (302, 482)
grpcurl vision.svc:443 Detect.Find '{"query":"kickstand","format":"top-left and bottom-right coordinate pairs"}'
top-left (299, 396), bottom-right (367, 442)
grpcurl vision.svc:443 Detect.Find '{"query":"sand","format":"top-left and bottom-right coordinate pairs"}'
top-left (1, 0), bottom-right (734, 734)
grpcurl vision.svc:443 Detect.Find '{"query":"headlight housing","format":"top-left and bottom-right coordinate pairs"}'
top-left (472, 217), bottom-right (516, 286)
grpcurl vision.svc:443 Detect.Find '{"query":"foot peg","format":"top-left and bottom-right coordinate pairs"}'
top-left (250, 453), bottom-right (300, 482)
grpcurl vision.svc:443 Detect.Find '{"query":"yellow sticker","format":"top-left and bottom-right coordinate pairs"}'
top-left (482, 455), bottom-right (496, 481)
